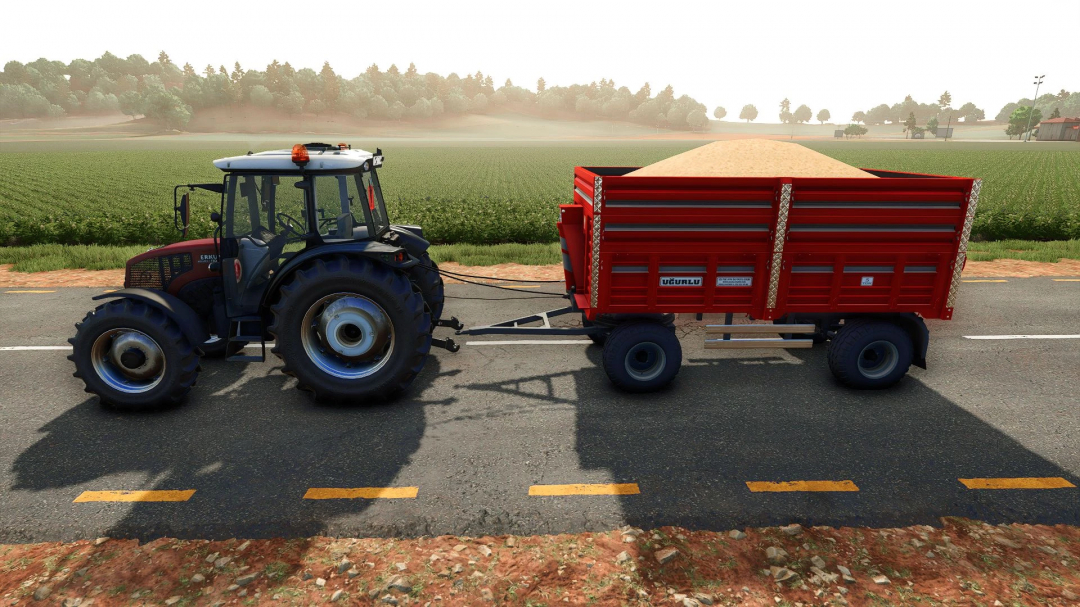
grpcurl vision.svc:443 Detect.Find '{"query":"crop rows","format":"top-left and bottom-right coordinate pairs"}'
top-left (1, 145), bottom-right (1077, 246)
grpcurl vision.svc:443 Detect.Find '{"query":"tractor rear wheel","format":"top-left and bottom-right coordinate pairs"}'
top-left (69, 298), bottom-right (200, 410)
top-left (408, 252), bottom-right (444, 326)
top-left (269, 256), bottom-right (431, 402)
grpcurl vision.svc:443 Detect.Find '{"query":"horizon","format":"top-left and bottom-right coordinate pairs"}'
top-left (1, 0), bottom-right (1077, 124)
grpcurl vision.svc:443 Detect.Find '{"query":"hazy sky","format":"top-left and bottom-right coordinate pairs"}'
top-left (2, 0), bottom-right (1076, 122)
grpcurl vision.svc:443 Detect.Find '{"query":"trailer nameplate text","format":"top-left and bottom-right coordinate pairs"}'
top-left (659, 276), bottom-right (703, 287)
top-left (716, 276), bottom-right (753, 287)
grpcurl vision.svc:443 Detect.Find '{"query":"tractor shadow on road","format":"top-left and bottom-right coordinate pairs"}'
top-left (466, 344), bottom-right (1080, 532)
top-left (10, 355), bottom-right (457, 541)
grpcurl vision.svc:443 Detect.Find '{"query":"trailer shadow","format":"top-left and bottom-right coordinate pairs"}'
top-left (9, 356), bottom-right (457, 541)
top-left (465, 344), bottom-right (1080, 531)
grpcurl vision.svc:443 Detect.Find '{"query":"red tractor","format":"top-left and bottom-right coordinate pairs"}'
top-left (70, 143), bottom-right (460, 409)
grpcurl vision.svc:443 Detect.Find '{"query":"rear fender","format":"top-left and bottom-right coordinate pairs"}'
top-left (891, 313), bottom-right (930, 369)
top-left (92, 288), bottom-right (209, 351)
top-left (260, 242), bottom-right (416, 309)
top-left (390, 225), bottom-right (430, 256)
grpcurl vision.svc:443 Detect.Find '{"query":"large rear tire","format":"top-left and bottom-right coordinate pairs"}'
top-left (408, 252), bottom-right (444, 327)
top-left (601, 321), bottom-right (682, 392)
top-left (69, 298), bottom-right (200, 410)
top-left (269, 256), bottom-right (431, 402)
top-left (827, 318), bottom-right (913, 389)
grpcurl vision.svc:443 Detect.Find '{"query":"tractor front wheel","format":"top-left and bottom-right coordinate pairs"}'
top-left (69, 298), bottom-right (200, 410)
top-left (269, 256), bottom-right (432, 402)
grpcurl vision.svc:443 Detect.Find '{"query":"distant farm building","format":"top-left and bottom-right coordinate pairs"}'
top-left (934, 127), bottom-right (954, 138)
top-left (1036, 116), bottom-right (1080, 141)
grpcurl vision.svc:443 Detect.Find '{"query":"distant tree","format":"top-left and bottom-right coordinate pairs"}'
top-left (118, 90), bottom-right (143, 119)
top-left (1006, 106), bottom-right (1041, 139)
top-left (687, 109), bottom-right (708, 131)
top-left (712, 106), bottom-right (726, 120)
top-left (248, 85), bottom-right (273, 108)
top-left (158, 51), bottom-right (171, 66)
top-left (739, 104), bottom-right (758, 122)
top-left (141, 86), bottom-right (191, 129)
top-left (816, 108), bottom-right (830, 124)
top-left (903, 111), bottom-right (917, 137)
top-left (851, 110), bottom-right (866, 124)
top-left (406, 62), bottom-right (418, 78)
top-left (1057, 89), bottom-right (1070, 102)
top-left (537, 77), bottom-right (546, 95)
top-left (407, 97), bottom-right (432, 119)
top-left (956, 102), bottom-right (983, 122)
top-left (470, 92), bottom-right (489, 113)
top-left (793, 104), bottom-right (812, 123)
top-left (927, 116), bottom-right (939, 134)
top-left (320, 62), bottom-right (339, 106)
top-left (387, 100), bottom-right (405, 120)
top-left (995, 102), bottom-right (1020, 123)
top-left (1049, 106), bottom-right (1060, 119)
top-left (938, 90), bottom-right (952, 109)
top-left (46, 103), bottom-right (65, 120)
top-left (843, 123), bottom-right (868, 139)
top-left (307, 98), bottom-right (327, 117)
top-left (779, 97), bottom-right (791, 116)
top-left (779, 110), bottom-right (794, 124)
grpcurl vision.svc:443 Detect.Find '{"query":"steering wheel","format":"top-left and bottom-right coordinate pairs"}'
top-left (276, 212), bottom-right (305, 238)
top-left (318, 216), bottom-right (338, 233)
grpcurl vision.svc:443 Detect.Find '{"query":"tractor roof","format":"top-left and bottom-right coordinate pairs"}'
top-left (213, 145), bottom-right (377, 172)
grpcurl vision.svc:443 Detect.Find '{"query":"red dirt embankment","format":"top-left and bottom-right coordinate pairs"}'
top-left (2, 519), bottom-right (1078, 606)
top-left (2, 260), bottom-right (1079, 289)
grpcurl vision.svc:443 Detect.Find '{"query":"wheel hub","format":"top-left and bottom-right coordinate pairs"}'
top-left (91, 329), bottom-right (166, 393)
top-left (301, 293), bottom-right (396, 380)
top-left (317, 296), bottom-right (391, 361)
top-left (857, 340), bottom-right (899, 379)
top-left (624, 341), bottom-right (666, 382)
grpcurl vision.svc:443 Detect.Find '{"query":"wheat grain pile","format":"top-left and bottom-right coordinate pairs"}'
top-left (627, 139), bottom-right (878, 178)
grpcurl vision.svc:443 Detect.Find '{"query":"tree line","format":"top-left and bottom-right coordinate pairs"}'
top-left (0, 52), bottom-right (710, 130)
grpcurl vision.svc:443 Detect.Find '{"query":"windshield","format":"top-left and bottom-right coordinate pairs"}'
top-left (225, 170), bottom-right (386, 243)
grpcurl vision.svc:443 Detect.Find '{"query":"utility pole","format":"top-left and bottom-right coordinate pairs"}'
top-left (1024, 75), bottom-right (1045, 142)
top-left (944, 113), bottom-right (951, 143)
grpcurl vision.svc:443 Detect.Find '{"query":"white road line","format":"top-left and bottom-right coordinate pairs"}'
top-left (0, 346), bottom-right (72, 351)
top-left (963, 334), bottom-right (1080, 340)
top-left (465, 340), bottom-right (593, 346)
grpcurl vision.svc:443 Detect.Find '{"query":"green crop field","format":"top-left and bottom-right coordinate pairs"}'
top-left (1, 142), bottom-right (1077, 247)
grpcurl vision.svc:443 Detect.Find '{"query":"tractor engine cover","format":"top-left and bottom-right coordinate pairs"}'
top-left (125, 238), bottom-right (220, 295)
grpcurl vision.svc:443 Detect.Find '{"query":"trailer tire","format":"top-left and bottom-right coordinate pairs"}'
top-left (602, 321), bottom-right (682, 392)
top-left (408, 252), bottom-right (444, 327)
top-left (68, 298), bottom-right (200, 410)
top-left (269, 256), bottom-right (431, 403)
top-left (827, 318), bottom-right (913, 389)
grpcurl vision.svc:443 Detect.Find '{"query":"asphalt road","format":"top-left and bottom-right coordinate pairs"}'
top-left (0, 279), bottom-right (1077, 543)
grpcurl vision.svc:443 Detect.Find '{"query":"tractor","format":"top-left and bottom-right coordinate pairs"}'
top-left (70, 143), bottom-right (460, 409)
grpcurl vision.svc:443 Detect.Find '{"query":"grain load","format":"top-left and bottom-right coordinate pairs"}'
top-left (626, 139), bottom-right (877, 178)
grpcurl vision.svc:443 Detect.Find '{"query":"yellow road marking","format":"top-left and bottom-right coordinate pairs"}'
top-left (1051, 279), bottom-right (1080, 282)
top-left (102, 289), bottom-right (119, 292)
top-left (746, 480), bottom-right (860, 492)
top-left (5, 290), bottom-right (57, 294)
top-left (962, 279), bottom-right (1008, 283)
top-left (958, 477), bottom-right (1076, 490)
top-left (303, 487), bottom-right (418, 500)
top-left (529, 483), bottom-right (640, 496)
top-left (74, 490), bottom-right (196, 503)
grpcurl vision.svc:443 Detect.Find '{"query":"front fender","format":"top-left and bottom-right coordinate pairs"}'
top-left (92, 288), bottom-right (209, 349)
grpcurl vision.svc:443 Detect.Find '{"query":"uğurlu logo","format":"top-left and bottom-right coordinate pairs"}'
top-left (659, 276), bottom-right (703, 287)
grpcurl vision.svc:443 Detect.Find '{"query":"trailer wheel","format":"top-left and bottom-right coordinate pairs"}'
top-left (269, 256), bottom-right (431, 402)
top-left (827, 319), bottom-right (913, 389)
top-left (68, 298), bottom-right (200, 410)
top-left (602, 322), bottom-right (682, 392)
top-left (408, 252), bottom-right (444, 327)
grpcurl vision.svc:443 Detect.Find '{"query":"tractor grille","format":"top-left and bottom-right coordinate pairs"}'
top-left (126, 253), bottom-right (193, 290)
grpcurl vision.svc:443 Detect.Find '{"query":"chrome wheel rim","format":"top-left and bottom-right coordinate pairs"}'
top-left (857, 340), bottom-right (899, 379)
top-left (90, 329), bottom-right (166, 393)
top-left (300, 293), bottom-right (395, 380)
top-left (624, 341), bottom-right (666, 382)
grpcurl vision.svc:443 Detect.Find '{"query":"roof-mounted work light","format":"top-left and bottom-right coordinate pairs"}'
top-left (291, 144), bottom-right (310, 166)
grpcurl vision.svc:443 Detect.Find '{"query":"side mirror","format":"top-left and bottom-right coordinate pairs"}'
top-left (210, 212), bottom-right (222, 224)
top-left (175, 193), bottom-right (191, 239)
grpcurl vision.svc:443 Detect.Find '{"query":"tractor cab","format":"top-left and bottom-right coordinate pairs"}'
top-left (212, 143), bottom-right (398, 322)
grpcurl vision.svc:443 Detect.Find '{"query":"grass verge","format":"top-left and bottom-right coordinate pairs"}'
top-left (1, 240), bottom-right (1077, 273)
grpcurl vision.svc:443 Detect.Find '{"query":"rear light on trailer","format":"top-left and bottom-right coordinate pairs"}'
top-left (291, 144), bottom-right (310, 165)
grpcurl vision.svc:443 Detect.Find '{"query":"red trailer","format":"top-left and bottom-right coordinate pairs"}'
top-left (460, 166), bottom-right (981, 392)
